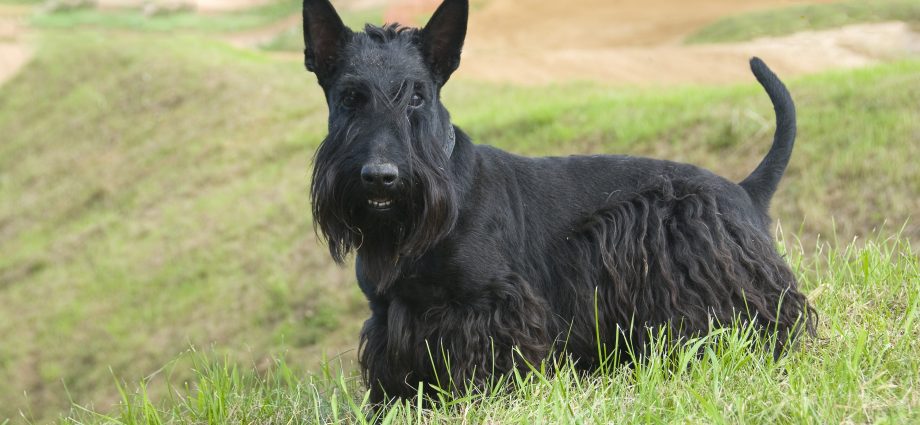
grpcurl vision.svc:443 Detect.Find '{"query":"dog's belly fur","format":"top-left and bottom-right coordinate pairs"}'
top-left (356, 144), bottom-right (808, 400)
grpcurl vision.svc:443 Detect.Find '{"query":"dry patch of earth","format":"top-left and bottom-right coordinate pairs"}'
top-left (0, 6), bottom-right (32, 86)
top-left (457, 21), bottom-right (920, 85)
top-left (388, 0), bottom-right (920, 85)
top-left (171, 0), bottom-right (920, 86)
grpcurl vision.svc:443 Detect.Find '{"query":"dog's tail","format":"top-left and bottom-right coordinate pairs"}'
top-left (740, 57), bottom-right (796, 213)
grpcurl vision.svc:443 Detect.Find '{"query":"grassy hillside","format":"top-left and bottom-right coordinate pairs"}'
top-left (29, 0), bottom-right (300, 32)
top-left (66, 236), bottom-right (920, 423)
top-left (0, 33), bottom-right (363, 422)
top-left (686, 0), bottom-right (920, 44)
top-left (28, 0), bottom-right (380, 34)
top-left (0, 32), bottom-right (918, 422)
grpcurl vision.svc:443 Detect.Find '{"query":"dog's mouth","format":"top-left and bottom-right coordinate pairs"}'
top-left (367, 198), bottom-right (394, 211)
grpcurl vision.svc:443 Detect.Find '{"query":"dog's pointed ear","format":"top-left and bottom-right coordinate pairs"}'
top-left (303, 0), bottom-right (348, 82)
top-left (420, 0), bottom-right (468, 85)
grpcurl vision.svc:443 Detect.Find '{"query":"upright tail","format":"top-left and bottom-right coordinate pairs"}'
top-left (740, 57), bottom-right (796, 213)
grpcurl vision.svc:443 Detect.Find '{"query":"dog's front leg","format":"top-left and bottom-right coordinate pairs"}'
top-left (413, 274), bottom-right (553, 398)
top-left (359, 273), bottom-right (553, 403)
top-left (357, 253), bottom-right (556, 402)
top-left (358, 311), bottom-right (401, 405)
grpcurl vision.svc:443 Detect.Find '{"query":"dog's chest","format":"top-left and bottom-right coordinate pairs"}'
top-left (389, 272), bottom-right (450, 307)
top-left (389, 255), bottom-right (463, 307)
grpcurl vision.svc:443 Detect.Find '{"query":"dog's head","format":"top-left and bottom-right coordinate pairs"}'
top-left (305, 0), bottom-right (468, 285)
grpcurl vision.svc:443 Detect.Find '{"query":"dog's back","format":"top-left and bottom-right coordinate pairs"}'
top-left (470, 57), bottom-right (796, 238)
top-left (458, 91), bottom-right (811, 361)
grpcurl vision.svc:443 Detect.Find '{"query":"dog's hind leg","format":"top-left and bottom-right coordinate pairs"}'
top-left (571, 178), bottom-right (815, 357)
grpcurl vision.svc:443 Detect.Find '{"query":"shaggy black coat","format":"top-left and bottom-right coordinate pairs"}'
top-left (303, 0), bottom-right (816, 403)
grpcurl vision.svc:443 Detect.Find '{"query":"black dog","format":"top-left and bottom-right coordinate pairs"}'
top-left (303, 0), bottom-right (815, 403)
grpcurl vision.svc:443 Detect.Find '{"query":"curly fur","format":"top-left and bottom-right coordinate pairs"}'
top-left (302, 0), bottom-right (816, 404)
top-left (559, 177), bottom-right (816, 364)
top-left (359, 272), bottom-right (551, 400)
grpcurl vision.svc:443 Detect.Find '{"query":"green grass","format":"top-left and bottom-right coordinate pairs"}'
top-left (686, 0), bottom-right (920, 44)
top-left (0, 0), bottom-right (43, 5)
top-left (30, 0), bottom-right (381, 35)
top-left (0, 32), bottom-right (363, 422)
top-left (30, 0), bottom-right (300, 32)
top-left (64, 235), bottom-right (920, 423)
top-left (0, 31), bottom-right (918, 422)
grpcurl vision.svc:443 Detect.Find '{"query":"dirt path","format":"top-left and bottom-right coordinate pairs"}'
top-left (406, 0), bottom-right (919, 85)
top-left (221, 0), bottom-right (919, 85)
top-left (464, 0), bottom-right (839, 48)
top-left (457, 21), bottom-right (920, 85)
top-left (0, 6), bottom-right (31, 87)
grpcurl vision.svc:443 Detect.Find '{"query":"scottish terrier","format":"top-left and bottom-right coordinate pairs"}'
top-left (303, 0), bottom-right (816, 403)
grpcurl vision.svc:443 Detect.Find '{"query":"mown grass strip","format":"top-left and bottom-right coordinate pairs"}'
top-left (686, 0), bottom-right (920, 44)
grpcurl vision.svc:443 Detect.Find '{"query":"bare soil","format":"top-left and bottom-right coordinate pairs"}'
top-left (458, 21), bottom-right (920, 85)
top-left (226, 0), bottom-right (920, 85)
top-left (0, 6), bottom-right (31, 86)
top-left (398, 0), bottom-right (920, 85)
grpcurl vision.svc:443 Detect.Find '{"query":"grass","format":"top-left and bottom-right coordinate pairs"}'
top-left (29, 0), bottom-right (382, 35)
top-left (686, 0), bottom-right (920, 44)
top-left (0, 0), bottom-right (42, 5)
top-left (63, 235), bottom-right (920, 423)
top-left (0, 32), bottom-right (362, 422)
top-left (30, 0), bottom-right (300, 32)
top-left (0, 31), bottom-right (918, 422)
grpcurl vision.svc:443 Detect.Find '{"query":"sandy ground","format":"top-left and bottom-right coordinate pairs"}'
top-left (451, 0), bottom-right (920, 84)
top-left (0, 6), bottom-right (31, 86)
top-left (464, 0), bottom-right (838, 48)
top-left (230, 0), bottom-right (920, 85)
top-left (458, 21), bottom-right (920, 85)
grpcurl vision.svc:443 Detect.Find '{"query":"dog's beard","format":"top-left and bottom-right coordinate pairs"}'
top-left (312, 101), bottom-right (460, 291)
top-left (312, 160), bottom-right (459, 292)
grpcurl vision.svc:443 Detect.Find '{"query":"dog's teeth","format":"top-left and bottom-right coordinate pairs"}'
top-left (367, 199), bottom-right (392, 208)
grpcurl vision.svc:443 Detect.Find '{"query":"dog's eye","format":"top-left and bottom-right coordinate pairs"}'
top-left (341, 90), bottom-right (362, 110)
top-left (409, 92), bottom-right (424, 109)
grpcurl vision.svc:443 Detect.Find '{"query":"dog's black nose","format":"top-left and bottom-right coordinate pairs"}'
top-left (361, 163), bottom-right (399, 189)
